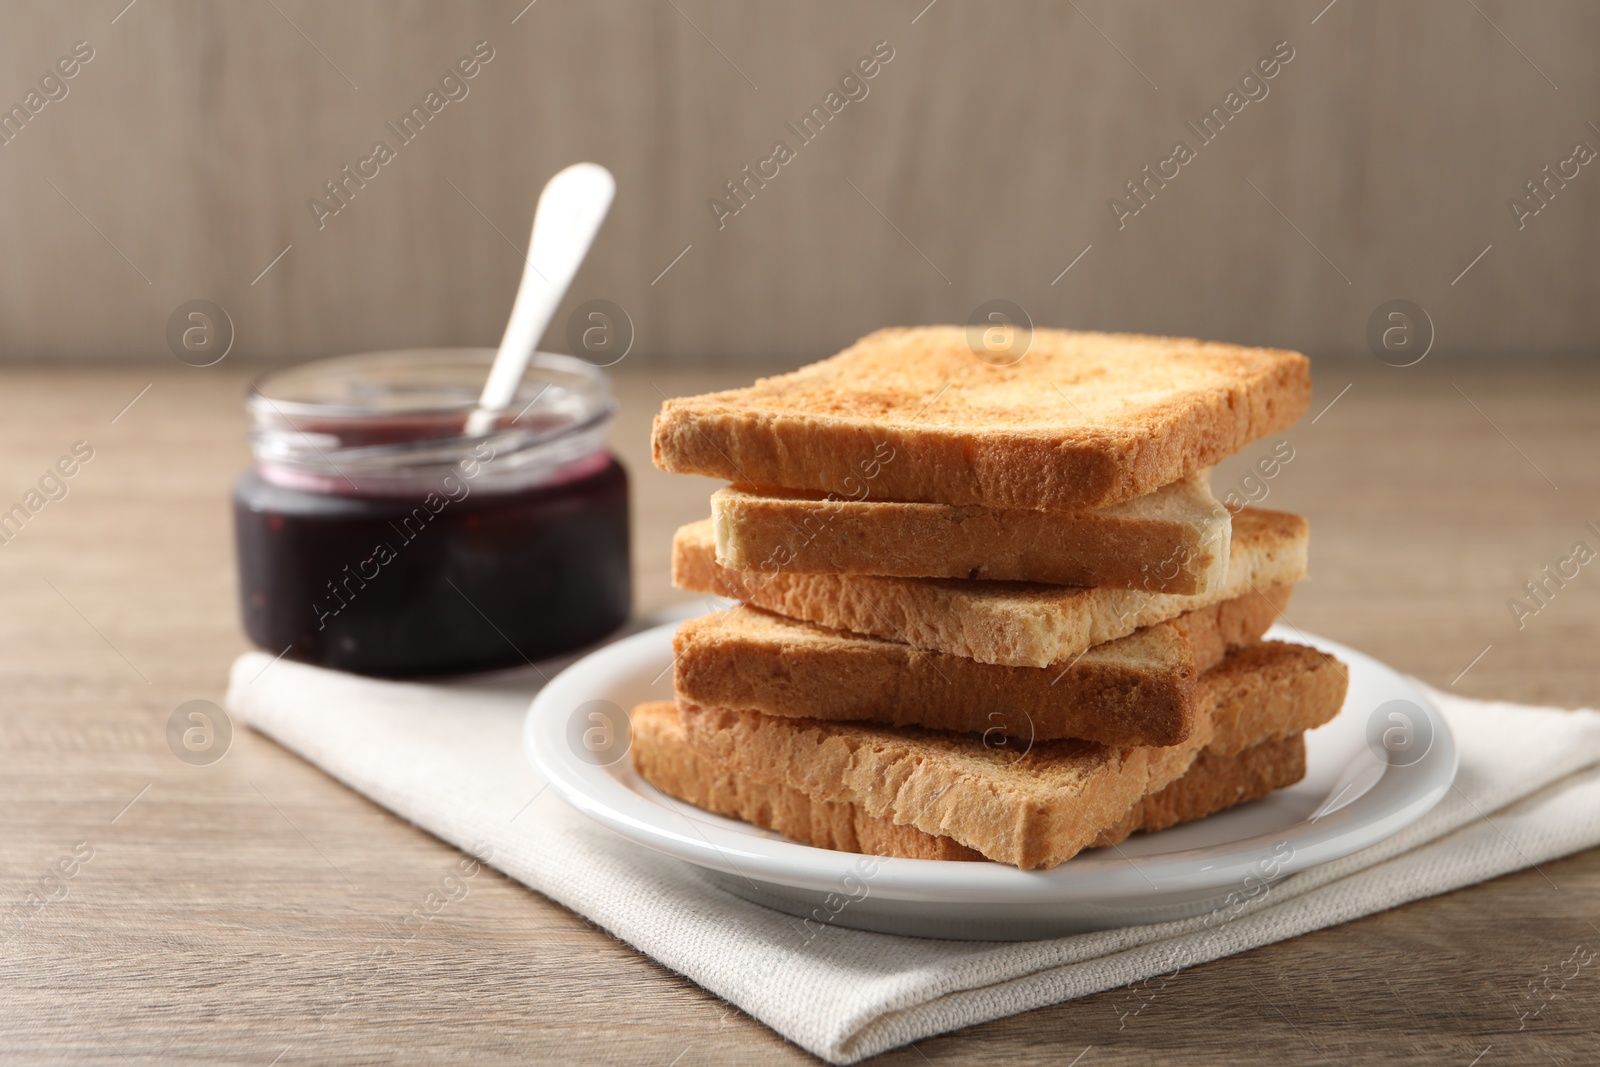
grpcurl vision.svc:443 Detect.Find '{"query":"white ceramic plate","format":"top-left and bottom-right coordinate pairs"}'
top-left (525, 620), bottom-right (1457, 940)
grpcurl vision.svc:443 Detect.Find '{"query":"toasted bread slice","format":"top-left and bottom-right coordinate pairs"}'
top-left (710, 469), bottom-right (1231, 593)
top-left (651, 326), bottom-right (1311, 511)
top-left (1091, 734), bottom-right (1306, 848)
top-left (667, 641), bottom-right (1346, 868)
top-left (674, 506), bottom-right (1307, 668)
top-left (632, 698), bottom-right (985, 862)
top-left (633, 705), bottom-right (1306, 863)
top-left (671, 584), bottom-right (1291, 746)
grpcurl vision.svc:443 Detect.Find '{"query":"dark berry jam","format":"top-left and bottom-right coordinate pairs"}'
top-left (234, 456), bottom-right (629, 677)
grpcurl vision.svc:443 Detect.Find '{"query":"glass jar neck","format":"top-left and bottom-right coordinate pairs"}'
top-left (246, 348), bottom-right (615, 499)
top-left (254, 445), bottom-right (613, 498)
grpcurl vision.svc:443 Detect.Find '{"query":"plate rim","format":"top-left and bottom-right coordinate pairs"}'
top-left (524, 620), bottom-right (1458, 903)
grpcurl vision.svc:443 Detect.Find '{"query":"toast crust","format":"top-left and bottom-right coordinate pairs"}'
top-left (1091, 734), bottom-right (1306, 847)
top-left (632, 700), bottom-right (985, 862)
top-left (652, 326), bottom-right (1311, 510)
top-left (669, 641), bottom-right (1347, 868)
top-left (710, 470), bottom-right (1231, 593)
top-left (634, 703), bottom-right (1303, 862)
top-left (674, 506), bottom-right (1309, 668)
top-left (671, 586), bottom-right (1291, 746)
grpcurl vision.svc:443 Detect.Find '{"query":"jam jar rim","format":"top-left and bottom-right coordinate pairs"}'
top-left (246, 347), bottom-right (616, 498)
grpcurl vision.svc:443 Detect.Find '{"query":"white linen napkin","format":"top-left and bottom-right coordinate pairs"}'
top-left (225, 631), bottom-right (1600, 1065)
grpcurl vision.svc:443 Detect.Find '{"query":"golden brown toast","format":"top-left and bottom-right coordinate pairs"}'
top-left (651, 326), bottom-right (1311, 511)
top-left (1091, 734), bottom-right (1306, 848)
top-left (632, 698), bottom-right (986, 862)
top-left (633, 706), bottom-right (1304, 862)
top-left (674, 506), bottom-right (1308, 668)
top-left (671, 585), bottom-right (1291, 747)
top-left (658, 641), bottom-right (1346, 869)
top-left (635, 709), bottom-right (1303, 863)
top-left (710, 469), bottom-right (1231, 593)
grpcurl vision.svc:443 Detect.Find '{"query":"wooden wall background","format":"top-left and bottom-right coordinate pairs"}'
top-left (0, 0), bottom-right (1595, 367)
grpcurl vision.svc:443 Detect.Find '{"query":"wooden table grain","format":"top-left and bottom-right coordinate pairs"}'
top-left (1, 358), bottom-right (1597, 1065)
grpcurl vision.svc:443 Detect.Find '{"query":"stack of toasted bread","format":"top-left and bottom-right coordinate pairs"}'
top-left (635, 326), bottom-right (1347, 869)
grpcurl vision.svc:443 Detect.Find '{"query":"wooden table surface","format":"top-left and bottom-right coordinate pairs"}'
top-left (2, 358), bottom-right (1597, 1065)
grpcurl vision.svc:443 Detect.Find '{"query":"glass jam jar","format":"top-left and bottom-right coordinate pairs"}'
top-left (233, 348), bottom-right (630, 677)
